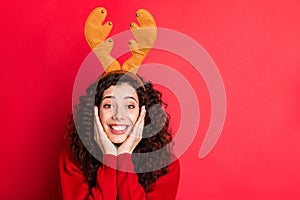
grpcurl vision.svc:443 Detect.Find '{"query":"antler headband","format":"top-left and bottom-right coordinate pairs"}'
top-left (84, 7), bottom-right (157, 74)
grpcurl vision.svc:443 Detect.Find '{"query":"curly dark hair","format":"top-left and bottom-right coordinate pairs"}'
top-left (67, 70), bottom-right (173, 191)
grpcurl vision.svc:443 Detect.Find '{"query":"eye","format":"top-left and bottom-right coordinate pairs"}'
top-left (127, 104), bottom-right (135, 109)
top-left (103, 104), bottom-right (114, 109)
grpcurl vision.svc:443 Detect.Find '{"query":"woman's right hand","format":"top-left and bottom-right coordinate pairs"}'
top-left (94, 106), bottom-right (117, 156)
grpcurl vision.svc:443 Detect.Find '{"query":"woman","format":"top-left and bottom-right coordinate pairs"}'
top-left (59, 7), bottom-right (180, 199)
top-left (59, 70), bottom-right (180, 199)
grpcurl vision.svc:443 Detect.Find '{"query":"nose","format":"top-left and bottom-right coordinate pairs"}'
top-left (112, 106), bottom-right (126, 121)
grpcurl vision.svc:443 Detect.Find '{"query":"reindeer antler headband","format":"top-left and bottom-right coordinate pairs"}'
top-left (84, 7), bottom-right (157, 74)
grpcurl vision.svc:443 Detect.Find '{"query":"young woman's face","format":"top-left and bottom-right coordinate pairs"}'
top-left (99, 83), bottom-right (140, 144)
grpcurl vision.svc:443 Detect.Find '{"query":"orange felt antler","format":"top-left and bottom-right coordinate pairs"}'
top-left (122, 9), bottom-right (157, 73)
top-left (84, 8), bottom-right (157, 74)
top-left (84, 7), bottom-right (121, 72)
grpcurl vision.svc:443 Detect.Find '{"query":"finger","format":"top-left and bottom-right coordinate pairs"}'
top-left (94, 106), bottom-right (99, 121)
top-left (95, 107), bottom-right (111, 142)
top-left (131, 106), bottom-right (146, 138)
top-left (130, 123), bottom-right (143, 140)
top-left (137, 106), bottom-right (146, 124)
top-left (94, 106), bottom-right (104, 133)
top-left (136, 116), bottom-right (145, 138)
top-left (133, 108), bottom-right (144, 130)
top-left (94, 106), bottom-right (100, 139)
top-left (136, 106), bottom-right (146, 127)
top-left (137, 109), bottom-right (145, 137)
top-left (94, 124), bottom-right (99, 140)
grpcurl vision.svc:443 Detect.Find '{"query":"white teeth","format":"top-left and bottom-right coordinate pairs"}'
top-left (111, 125), bottom-right (127, 131)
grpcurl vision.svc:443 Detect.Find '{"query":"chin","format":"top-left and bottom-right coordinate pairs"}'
top-left (109, 135), bottom-right (128, 144)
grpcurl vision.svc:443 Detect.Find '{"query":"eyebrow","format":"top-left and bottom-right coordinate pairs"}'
top-left (124, 96), bottom-right (138, 102)
top-left (102, 95), bottom-right (138, 103)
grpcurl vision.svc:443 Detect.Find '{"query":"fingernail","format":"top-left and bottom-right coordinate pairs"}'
top-left (108, 38), bottom-right (113, 42)
top-left (130, 23), bottom-right (134, 27)
top-left (101, 9), bottom-right (106, 14)
top-left (136, 13), bottom-right (140, 17)
top-left (108, 21), bottom-right (112, 25)
top-left (128, 40), bottom-right (132, 45)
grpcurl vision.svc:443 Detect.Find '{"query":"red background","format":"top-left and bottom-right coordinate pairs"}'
top-left (1, 0), bottom-right (300, 199)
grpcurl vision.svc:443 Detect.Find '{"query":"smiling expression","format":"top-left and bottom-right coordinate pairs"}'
top-left (99, 83), bottom-right (140, 144)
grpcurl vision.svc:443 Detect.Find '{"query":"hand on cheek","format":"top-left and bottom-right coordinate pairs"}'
top-left (94, 106), bottom-right (118, 156)
top-left (118, 106), bottom-right (146, 155)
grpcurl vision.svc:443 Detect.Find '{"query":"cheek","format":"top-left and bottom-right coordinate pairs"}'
top-left (128, 109), bottom-right (140, 123)
top-left (99, 109), bottom-right (112, 123)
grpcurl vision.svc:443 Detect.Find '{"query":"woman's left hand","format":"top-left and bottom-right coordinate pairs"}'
top-left (118, 106), bottom-right (146, 155)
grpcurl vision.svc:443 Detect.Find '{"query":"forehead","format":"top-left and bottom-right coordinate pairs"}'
top-left (103, 83), bottom-right (138, 99)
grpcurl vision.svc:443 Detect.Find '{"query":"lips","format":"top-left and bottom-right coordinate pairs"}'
top-left (109, 124), bottom-right (129, 135)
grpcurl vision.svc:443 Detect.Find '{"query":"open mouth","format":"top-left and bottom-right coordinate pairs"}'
top-left (109, 125), bottom-right (129, 135)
